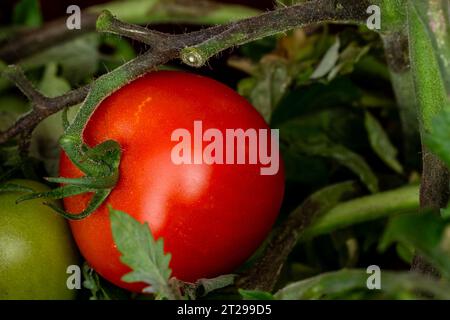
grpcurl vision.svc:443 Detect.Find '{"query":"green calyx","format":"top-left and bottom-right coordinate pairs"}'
top-left (13, 10), bottom-right (148, 220)
top-left (17, 134), bottom-right (121, 220)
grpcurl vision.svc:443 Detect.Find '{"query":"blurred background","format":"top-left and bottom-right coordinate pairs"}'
top-left (3, 0), bottom-right (442, 299)
top-left (1, 0), bottom-right (275, 22)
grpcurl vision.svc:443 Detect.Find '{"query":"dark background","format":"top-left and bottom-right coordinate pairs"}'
top-left (1, 0), bottom-right (276, 22)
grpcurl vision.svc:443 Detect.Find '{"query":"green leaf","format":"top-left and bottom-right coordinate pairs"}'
top-left (303, 181), bottom-right (360, 219)
top-left (239, 37), bottom-right (278, 62)
top-left (13, 0), bottom-right (42, 27)
top-left (0, 183), bottom-right (34, 193)
top-left (281, 146), bottom-right (329, 184)
top-left (29, 63), bottom-right (72, 176)
top-left (38, 63), bottom-right (71, 98)
top-left (282, 123), bottom-right (378, 193)
top-left (379, 211), bottom-right (450, 279)
top-left (441, 206), bottom-right (450, 220)
top-left (238, 59), bottom-right (294, 122)
top-left (310, 37), bottom-right (340, 79)
top-left (313, 142), bottom-right (378, 193)
top-left (355, 55), bottom-right (391, 81)
top-left (364, 112), bottom-right (403, 174)
top-left (20, 35), bottom-right (100, 84)
top-left (99, 35), bottom-right (136, 72)
top-left (408, 0), bottom-right (450, 95)
top-left (301, 184), bottom-right (419, 239)
top-left (395, 242), bottom-right (414, 264)
top-left (0, 95), bottom-right (30, 131)
top-left (280, 108), bottom-right (377, 192)
top-left (274, 269), bottom-right (450, 299)
top-left (425, 109), bottom-right (450, 169)
top-left (327, 42), bottom-right (370, 81)
top-left (239, 289), bottom-right (274, 300)
top-left (407, 0), bottom-right (449, 131)
top-left (272, 78), bottom-right (362, 126)
top-left (109, 206), bottom-right (173, 299)
top-left (88, 0), bottom-right (260, 25)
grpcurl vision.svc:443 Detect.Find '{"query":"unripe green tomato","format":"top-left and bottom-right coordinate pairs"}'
top-left (0, 179), bottom-right (79, 300)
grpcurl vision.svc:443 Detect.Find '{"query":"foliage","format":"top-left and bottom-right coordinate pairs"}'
top-left (1, 0), bottom-right (450, 301)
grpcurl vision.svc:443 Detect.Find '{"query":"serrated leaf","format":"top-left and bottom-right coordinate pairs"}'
top-left (109, 206), bottom-right (173, 299)
top-left (364, 112), bottom-right (403, 174)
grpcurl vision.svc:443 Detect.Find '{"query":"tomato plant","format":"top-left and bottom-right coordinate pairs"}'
top-left (60, 71), bottom-right (285, 292)
top-left (2, 0), bottom-right (450, 301)
top-left (0, 180), bottom-right (78, 300)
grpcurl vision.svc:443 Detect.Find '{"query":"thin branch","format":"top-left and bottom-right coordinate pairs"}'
top-left (0, 0), bottom-right (261, 64)
top-left (0, 13), bottom-right (98, 64)
top-left (0, 83), bottom-right (90, 144)
top-left (0, 0), bottom-right (369, 144)
top-left (181, 0), bottom-right (370, 67)
top-left (411, 146), bottom-right (448, 277)
top-left (3, 65), bottom-right (47, 107)
top-left (236, 200), bottom-right (320, 292)
top-left (237, 182), bottom-right (360, 291)
top-left (96, 11), bottom-right (174, 47)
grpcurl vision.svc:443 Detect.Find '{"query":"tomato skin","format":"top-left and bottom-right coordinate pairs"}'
top-left (0, 179), bottom-right (78, 300)
top-left (60, 71), bottom-right (285, 292)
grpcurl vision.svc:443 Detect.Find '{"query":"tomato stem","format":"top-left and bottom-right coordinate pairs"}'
top-left (181, 0), bottom-right (370, 68)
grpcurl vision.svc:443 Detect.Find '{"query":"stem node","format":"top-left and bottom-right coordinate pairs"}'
top-left (181, 48), bottom-right (207, 68)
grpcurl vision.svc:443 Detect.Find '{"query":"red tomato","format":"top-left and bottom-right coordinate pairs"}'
top-left (60, 71), bottom-right (285, 292)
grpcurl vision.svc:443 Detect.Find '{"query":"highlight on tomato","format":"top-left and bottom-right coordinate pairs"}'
top-left (60, 71), bottom-right (285, 292)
